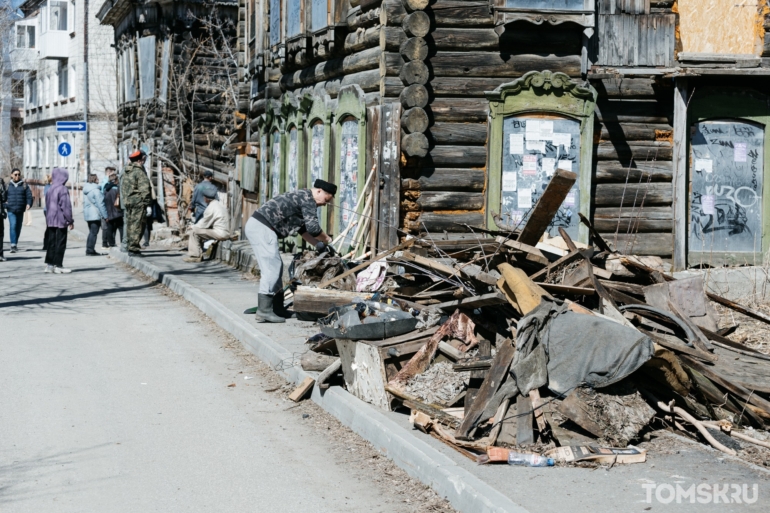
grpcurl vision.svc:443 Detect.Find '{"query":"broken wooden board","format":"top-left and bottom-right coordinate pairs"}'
top-left (293, 286), bottom-right (367, 314)
top-left (497, 263), bottom-right (550, 315)
top-left (556, 390), bottom-right (604, 438)
top-left (494, 236), bottom-right (549, 266)
top-left (300, 352), bottom-right (339, 372)
top-left (456, 338), bottom-right (517, 440)
top-left (434, 292), bottom-right (507, 312)
top-left (337, 338), bottom-right (391, 410)
top-left (538, 283), bottom-right (596, 296)
top-left (465, 338), bottom-right (491, 419)
top-left (528, 249), bottom-right (587, 282)
top-left (517, 168), bottom-right (577, 246)
top-left (289, 376), bottom-right (315, 402)
top-left (516, 394), bottom-right (535, 445)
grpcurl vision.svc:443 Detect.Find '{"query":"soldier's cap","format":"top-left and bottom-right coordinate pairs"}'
top-left (129, 149), bottom-right (147, 161)
top-left (313, 179), bottom-right (337, 196)
top-left (202, 184), bottom-right (218, 199)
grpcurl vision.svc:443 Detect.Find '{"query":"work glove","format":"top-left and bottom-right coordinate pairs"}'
top-left (315, 241), bottom-right (327, 253)
top-left (146, 206), bottom-right (152, 216)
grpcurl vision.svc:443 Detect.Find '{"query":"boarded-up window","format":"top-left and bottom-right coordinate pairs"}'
top-left (689, 120), bottom-right (764, 258)
top-left (287, 127), bottom-right (299, 191)
top-left (271, 130), bottom-right (281, 198)
top-left (311, 0), bottom-right (327, 31)
top-left (337, 117), bottom-right (359, 246)
top-left (138, 36), bottom-right (156, 101)
top-left (501, 116), bottom-right (582, 239)
top-left (678, 0), bottom-right (763, 55)
top-left (270, 0), bottom-right (281, 46)
top-left (159, 38), bottom-right (171, 103)
top-left (286, 0), bottom-right (301, 37)
top-left (125, 47), bottom-right (137, 102)
top-left (260, 133), bottom-right (268, 204)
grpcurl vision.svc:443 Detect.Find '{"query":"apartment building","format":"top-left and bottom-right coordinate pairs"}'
top-left (11, 0), bottom-right (117, 184)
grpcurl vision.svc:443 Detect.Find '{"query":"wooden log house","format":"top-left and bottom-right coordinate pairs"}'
top-left (101, 0), bottom-right (770, 270)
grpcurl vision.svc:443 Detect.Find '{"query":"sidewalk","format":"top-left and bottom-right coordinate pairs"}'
top-left (110, 245), bottom-right (770, 513)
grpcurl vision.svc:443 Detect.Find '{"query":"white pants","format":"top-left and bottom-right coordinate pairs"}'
top-left (188, 226), bottom-right (229, 257)
top-left (244, 217), bottom-right (283, 295)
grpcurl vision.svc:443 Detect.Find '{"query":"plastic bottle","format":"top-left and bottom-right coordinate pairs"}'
top-left (507, 452), bottom-right (555, 467)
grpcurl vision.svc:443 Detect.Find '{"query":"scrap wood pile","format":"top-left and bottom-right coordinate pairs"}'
top-left (291, 171), bottom-right (770, 467)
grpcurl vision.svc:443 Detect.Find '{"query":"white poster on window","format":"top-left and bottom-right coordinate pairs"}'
top-left (518, 188), bottom-right (533, 209)
top-left (542, 158), bottom-right (556, 176)
top-left (557, 160), bottom-right (573, 172)
top-left (522, 155), bottom-right (538, 175)
top-left (525, 120), bottom-right (541, 141)
top-left (702, 194), bottom-right (716, 215)
top-left (503, 171), bottom-right (517, 192)
top-left (695, 158), bottom-right (713, 173)
top-left (526, 140), bottom-right (546, 153)
top-left (552, 133), bottom-right (571, 148)
top-left (509, 133), bottom-right (524, 155)
top-left (539, 120), bottom-right (554, 140)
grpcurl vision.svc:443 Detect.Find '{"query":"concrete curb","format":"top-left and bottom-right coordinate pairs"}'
top-left (110, 248), bottom-right (529, 513)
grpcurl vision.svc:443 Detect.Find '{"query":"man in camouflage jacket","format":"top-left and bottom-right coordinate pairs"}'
top-left (121, 150), bottom-right (153, 255)
top-left (245, 179), bottom-right (336, 323)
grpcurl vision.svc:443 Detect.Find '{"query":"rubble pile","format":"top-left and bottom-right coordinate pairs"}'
top-left (289, 177), bottom-right (770, 467)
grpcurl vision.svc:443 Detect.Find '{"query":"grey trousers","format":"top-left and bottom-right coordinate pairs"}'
top-left (245, 217), bottom-right (283, 295)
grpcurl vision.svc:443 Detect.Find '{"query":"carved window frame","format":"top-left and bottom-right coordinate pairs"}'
top-left (486, 71), bottom-right (597, 243)
top-left (332, 85), bottom-right (367, 249)
top-left (282, 93), bottom-right (304, 192)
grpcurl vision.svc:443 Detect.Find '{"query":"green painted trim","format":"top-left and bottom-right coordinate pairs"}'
top-left (333, 85), bottom-right (367, 246)
top-left (486, 71), bottom-right (597, 243)
top-left (688, 88), bottom-right (770, 265)
top-left (301, 92), bottom-right (333, 232)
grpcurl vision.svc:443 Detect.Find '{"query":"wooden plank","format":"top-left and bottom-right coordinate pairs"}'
top-left (427, 52), bottom-right (582, 78)
top-left (595, 160), bottom-right (673, 183)
top-left (456, 339), bottom-right (516, 440)
top-left (288, 377), bottom-right (315, 402)
top-left (516, 394), bottom-right (535, 445)
top-left (594, 183), bottom-right (672, 207)
top-left (401, 168), bottom-right (486, 192)
top-left (337, 339), bottom-right (391, 410)
top-left (672, 78), bottom-right (688, 271)
top-left (293, 287), bottom-right (366, 314)
top-left (681, 356), bottom-right (770, 416)
top-left (494, 236), bottom-right (549, 266)
top-left (529, 249), bottom-right (586, 282)
top-left (464, 338), bottom-right (490, 419)
top-left (556, 390), bottom-right (604, 438)
top-left (379, 101), bottom-right (401, 250)
top-left (518, 168), bottom-right (578, 246)
top-left (434, 292), bottom-right (507, 311)
top-left (706, 293), bottom-right (770, 327)
top-left (539, 283), bottom-right (596, 296)
top-left (367, 326), bottom-right (440, 348)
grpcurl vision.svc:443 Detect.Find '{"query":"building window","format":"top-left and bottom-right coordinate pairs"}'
top-left (269, 0), bottom-right (281, 46)
top-left (159, 38), bottom-right (171, 103)
top-left (271, 129), bottom-right (282, 198)
top-left (49, 1), bottom-right (68, 31)
top-left (43, 76), bottom-right (50, 105)
top-left (286, 0), bottom-right (302, 38)
top-left (45, 137), bottom-right (50, 167)
top-left (311, 0), bottom-right (328, 31)
top-left (17, 24), bottom-right (35, 48)
top-left (125, 47), bottom-right (137, 102)
top-left (486, 71), bottom-right (597, 242)
top-left (28, 75), bottom-right (37, 107)
top-left (138, 36), bottom-right (157, 101)
top-left (58, 59), bottom-right (68, 98)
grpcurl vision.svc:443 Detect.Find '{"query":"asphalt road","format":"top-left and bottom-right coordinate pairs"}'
top-left (0, 211), bottom-right (425, 512)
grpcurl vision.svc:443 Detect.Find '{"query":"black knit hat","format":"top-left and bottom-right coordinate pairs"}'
top-left (314, 179), bottom-right (337, 196)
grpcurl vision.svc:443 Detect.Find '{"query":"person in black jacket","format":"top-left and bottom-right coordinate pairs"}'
top-left (0, 177), bottom-right (7, 261)
top-left (103, 173), bottom-right (123, 247)
top-left (5, 169), bottom-right (33, 253)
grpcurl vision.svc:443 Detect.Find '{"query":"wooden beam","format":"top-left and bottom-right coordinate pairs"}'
top-left (434, 292), bottom-right (507, 311)
top-left (672, 78), bottom-right (688, 271)
top-left (517, 168), bottom-right (577, 246)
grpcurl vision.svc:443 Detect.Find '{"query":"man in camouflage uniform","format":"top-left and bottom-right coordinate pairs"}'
top-left (245, 179), bottom-right (336, 323)
top-left (121, 149), bottom-right (153, 256)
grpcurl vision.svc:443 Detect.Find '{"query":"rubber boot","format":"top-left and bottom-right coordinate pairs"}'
top-left (272, 289), bottom-right (295, 319)
top-left (255, 293), bottom-right (286, 323)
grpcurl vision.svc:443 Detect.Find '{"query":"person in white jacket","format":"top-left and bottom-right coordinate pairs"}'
top-left (184, 184), bottom-right (230, 263)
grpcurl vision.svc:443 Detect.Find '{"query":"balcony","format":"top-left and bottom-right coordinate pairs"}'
top-left (12, 19), bottom-right (38, 70)
top-left (39, 30), bottom-right (70, 60)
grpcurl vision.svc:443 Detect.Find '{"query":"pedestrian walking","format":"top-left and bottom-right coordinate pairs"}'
top-left (188, 170), bottom-right (214, 223)
top-left (103, 173), bottom-right (123, 247)
top-left (245, 179), bottom-right (336, 323)
top-left (42, 174), bottom-right (52, 251)
top-left (5, 168), bottom-right (33, 253)
top-left (0, 176), bottom-right (6, 262)
top-left (83, 173), bottom-right (109, 255)
top-left (184, 184), bottom-right (230, 263)
top-left (120, 149), bottom-right (152, 256)
top-left (44, 167), bottom-right (74, 273)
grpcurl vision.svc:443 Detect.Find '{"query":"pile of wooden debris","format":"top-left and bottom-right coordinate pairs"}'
top-left (290, 171), bottom-right (770, 467)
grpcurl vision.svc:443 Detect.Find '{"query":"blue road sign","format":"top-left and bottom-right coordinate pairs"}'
top-left (56, 121), bottom-right (87, 132)
top-left (58, 142), bottom-right (72, 157)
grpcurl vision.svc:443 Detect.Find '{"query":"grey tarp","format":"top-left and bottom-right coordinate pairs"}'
top-left (512, 299), bottom-right (654, 396)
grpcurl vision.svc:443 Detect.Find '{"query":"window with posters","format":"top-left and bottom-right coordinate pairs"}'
top-left (271, 128), bottom-right (282, 198)
top-left (686, 89), bottom-right (770, 267)
top-left (302, 92), bottom-right (332, 228)
top-left (287, 126), bottom-right (299, 192)
top-left (333, 86), bottom-right (367, 250)
top-left (259, 131), bottom-right (268, 204)
top-left (487, 71), bottom-right (596, 243)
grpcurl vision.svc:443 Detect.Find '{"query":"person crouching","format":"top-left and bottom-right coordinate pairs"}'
top-left (184, 184), bottom-right (230, 263)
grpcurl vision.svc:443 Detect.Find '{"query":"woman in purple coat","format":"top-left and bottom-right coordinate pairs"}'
top-left (44, 168), bottom-right (75, 274)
